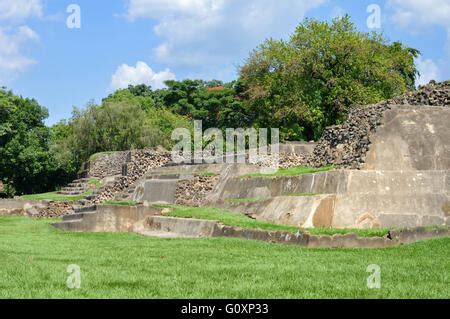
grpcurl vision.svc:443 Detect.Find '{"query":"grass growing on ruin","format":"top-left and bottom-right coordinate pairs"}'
top-left (304, 227), bottom-right (390, 238)
top-left (89, 151), bottom-right (116, 161)
top-left (282, 192), bottom-right (320, 197)
top-left (225, 197), bottom-right (271, 204)
top-left (197, 172), bottom-right (218, 177)
top-left (242, 165), bottom-right (334, 178)
top-left (161, 205), bottom-right (299, 233)
top-left (0, 216), bottom-right (449, 299)
top-left (20, 191), bottom-right (92, 202)
top-left (104, 200), bottom-right (137, 206)
top-left (87, 178), bottom-right (103, 190)
top-left (160, 205), bottom-right (389, 238)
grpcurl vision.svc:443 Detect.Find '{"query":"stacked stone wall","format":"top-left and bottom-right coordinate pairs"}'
top-left (308, 80), bottom-right (450, 168)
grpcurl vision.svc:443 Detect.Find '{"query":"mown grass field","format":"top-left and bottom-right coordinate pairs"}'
top-left (0, 216), bottom-right (448, 299)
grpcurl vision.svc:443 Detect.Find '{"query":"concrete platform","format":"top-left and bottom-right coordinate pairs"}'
top-left (365, 106), bottom-right (450, 170)
top-left (140, 216), bottom-right (220, 238)
top-left (133, 179), bottom-right (179, 204)
top-left (215, 169), bottom-right (450, 229)
top-left (0, 199), bottom-right (36, 216)
top-left (54, 205), bottom-right (162, 232)
top-left (216, 170), bottom-right (450, 199)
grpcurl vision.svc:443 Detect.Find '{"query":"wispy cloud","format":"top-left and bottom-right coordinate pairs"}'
top-left (0, 0), bottom-right (43, 82)
top-left (124, 0), bottom-right (326, 78)
top-left (0, 0), bottom-right (43, 22)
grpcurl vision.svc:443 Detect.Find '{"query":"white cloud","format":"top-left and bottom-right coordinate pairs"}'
top-left (0, 0), bottom-right (43, 22)
top-left (0, 26), bottom-right (39, 82)
top-left (127, 0), bottom-right (222, 21)
top-left (124, 0), bottom-right (326, 79)
top-left (388, 0), bottom-right (450, 30)
top-left (388, 0), bottom-right (450, 52)
top-left (110, 61), bottom-right (176, 90)
top-left (415, 56), bottom-right (440, 86)
top-left (0, 0), bottom-right (43, 82)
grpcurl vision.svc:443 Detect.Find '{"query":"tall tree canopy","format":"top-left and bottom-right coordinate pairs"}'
top-left (51, 87), bottom-right (193, 165)
top-left (239, 16), bottom-right (420, 141)
top-left (152, 80), bottom-right (252, 129)
top-left (0, 88), bottom-right (73, 195)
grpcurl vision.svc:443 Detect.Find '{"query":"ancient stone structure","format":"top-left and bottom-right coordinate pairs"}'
top-left (0, 200), bottom-right (36, 216)
top-left (9, 80), bottom-right (450, 239)
top-left (215, 170), bottom-right (450, 228)
top-left (308, 80), bottom-right (450, 168)
top-left (212, 81), bottom-right (450, 229)
top-left (52, 204), bottom-right (449, 248)
top-left (86, 151), bottom-right (130, 179)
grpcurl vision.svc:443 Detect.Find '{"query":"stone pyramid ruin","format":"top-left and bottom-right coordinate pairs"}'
top-left (213, 81), bottom-right (450, 229)
top-left (50, 81), bottom-right (450, 234)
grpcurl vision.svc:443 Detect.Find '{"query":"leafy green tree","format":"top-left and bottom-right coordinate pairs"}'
top-left (0, 88), bottom-right (72, 196)
top-left (239, 16), bottom-right (420, 140)
top-left (53, 92), bottom-right (192, 165)
top-left (152, 80), bottom-right (253, 130)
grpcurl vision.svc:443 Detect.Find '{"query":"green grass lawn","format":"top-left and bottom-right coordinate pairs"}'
top-left (242, 165), bottom-right (334, 178)
top-left (0, 216), bottom-right (448, 299)
top-left (20, 191), bottom-right (92, 202)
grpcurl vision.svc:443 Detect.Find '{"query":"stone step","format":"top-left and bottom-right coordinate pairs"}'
top-left (67, 183), bottom-right (87, 188)
top-left (117, 194), bottom-right (131, 200)
top-left (147, 174), bottom-right (182, 180)
top-left (76, 199), bottom-right (89, 205)
top-left (73, 178), bottom-right (90, 183)
top-left (141, 216), bottom-right (219, 238)
top-left (73, 204), bottom-right (97, 213)
top-left (137, 230), bottom-right (188, 238)
top-left (60, 187), bottom-right (87, 192)
top-left (63, 212), bottom-right (97, 221)
top-left (52, 219), bottom-right (83, 231)
top-left (57, 191), bottom-right (86, 196)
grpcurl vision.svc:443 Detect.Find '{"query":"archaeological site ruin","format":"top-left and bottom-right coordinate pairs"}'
top-left (2, 81), bottom-right (450, 248)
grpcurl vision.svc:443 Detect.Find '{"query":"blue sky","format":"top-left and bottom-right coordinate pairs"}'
top-left (1, 0), bottom-right (449, 125)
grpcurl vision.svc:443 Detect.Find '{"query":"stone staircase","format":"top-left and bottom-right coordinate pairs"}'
top-left (53, 204), bottom-right (162, 232)
top-left (53, 204), bottom-right (98, 230)
top-left (57, 178), bottom-right (90, 195)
